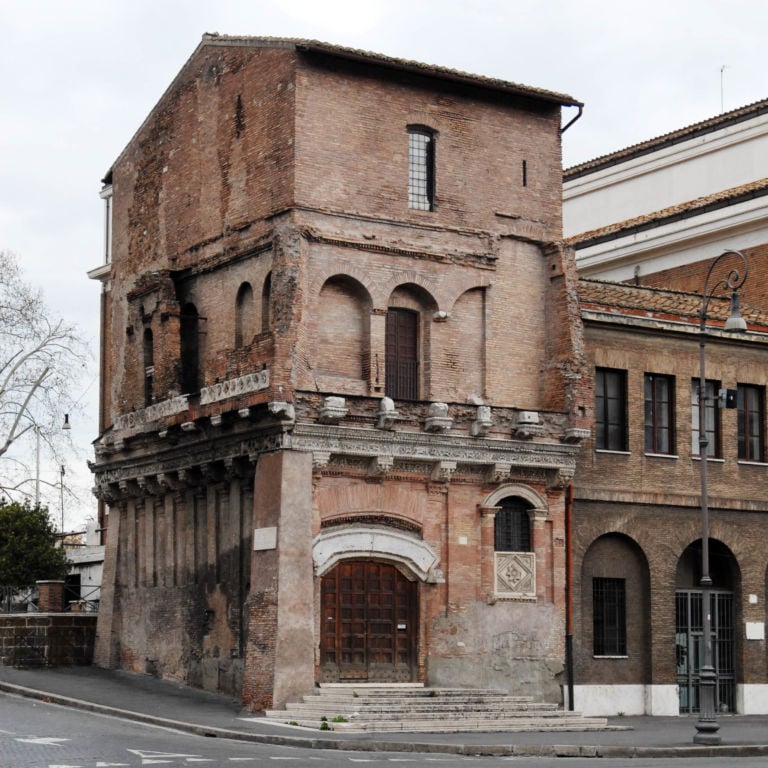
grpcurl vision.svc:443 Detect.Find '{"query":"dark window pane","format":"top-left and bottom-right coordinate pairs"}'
top-left (595, 368), bottom-right (627, 451)
top-left (593, 577), bottom-right (626, 656)
top-left (494, 498), bottom-right (532, 552)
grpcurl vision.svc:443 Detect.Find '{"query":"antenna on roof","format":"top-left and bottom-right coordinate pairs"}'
top-left (720, 64), bottom-right (728, 113)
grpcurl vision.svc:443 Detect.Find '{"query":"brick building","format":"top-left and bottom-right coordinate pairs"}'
top-left (573, 274), bottom-right (768, 716)
top-left (88, 35), bottom-right (590, 710)
top-left (562, 96), bottom-right (768, 717)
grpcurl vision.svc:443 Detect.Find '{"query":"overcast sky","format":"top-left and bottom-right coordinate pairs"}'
top-left (2, 0), bottom-right (767, 528)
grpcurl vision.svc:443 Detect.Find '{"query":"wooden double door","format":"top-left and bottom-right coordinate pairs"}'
top-left (320, 561), bottom-right (418, 682)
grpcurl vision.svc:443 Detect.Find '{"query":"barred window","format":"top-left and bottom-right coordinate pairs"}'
top-left (494, 498), bottom-right (532, 552)
top-left (408, 128), bottom-right (435, 210)
top-left (593, 577), bottom-right (626, 656)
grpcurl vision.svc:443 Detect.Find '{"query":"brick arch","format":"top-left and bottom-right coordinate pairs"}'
top-left (675, 537), bottom-right (741, 591)
top-left (579, 532), bottom-right (651, 686)
top-left (309, 264), bottom-right (375, 300)
top-left (314, 275), bottom-right (372, 381)
top-left (379, 272), bottom-right (440, 311)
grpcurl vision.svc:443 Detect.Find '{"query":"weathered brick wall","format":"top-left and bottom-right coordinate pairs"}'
top-left (0, 615), bottom-right (96, 667)
top-left (638, 244), bottom-right (768, 312)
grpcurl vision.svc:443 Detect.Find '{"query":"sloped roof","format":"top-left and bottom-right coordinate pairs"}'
top-left (565, 97), bottom-right (768, 179)
top-left (579, 278), bottom-right (768, 331)
top-left (567, 178), bottom-right (768, 248)
top-left (200, 34), bottom-right (582, 107)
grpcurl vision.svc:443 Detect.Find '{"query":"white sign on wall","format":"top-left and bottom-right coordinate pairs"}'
top-left (253, 526), bottom-right (277, 551)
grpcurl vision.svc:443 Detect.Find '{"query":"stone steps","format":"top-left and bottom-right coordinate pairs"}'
top-left (266, 684), bottom-right (611, 733)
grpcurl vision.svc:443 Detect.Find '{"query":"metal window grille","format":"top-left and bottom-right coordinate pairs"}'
top-left (593, 577), bottom-right (626, 656)
top-left (408, 130), bottom-right (434, 210)
top-left (676, 590), bottom-right (735, 714)
top-left (385, 309), bottom-right (419, 400)
top-left (493, 499), bottom-right (531, 553)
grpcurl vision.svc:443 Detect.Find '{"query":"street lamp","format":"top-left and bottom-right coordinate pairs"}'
top-left (694, 249), bottom-right (748, 745)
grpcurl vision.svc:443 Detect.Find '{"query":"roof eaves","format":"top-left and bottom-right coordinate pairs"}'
top-left (564, 97), bottom-right (768, 179)
top-left (568, 178), bottom-right (768, 249)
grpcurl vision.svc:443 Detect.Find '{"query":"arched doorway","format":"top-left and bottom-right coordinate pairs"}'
top-left (320, 560), bottom-right (418, 683)
top-left (675, 539), bottom-right (739, 714)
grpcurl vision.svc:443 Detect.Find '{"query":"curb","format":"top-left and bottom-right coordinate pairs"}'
top-left (3, 680), bottom-right (768, 759)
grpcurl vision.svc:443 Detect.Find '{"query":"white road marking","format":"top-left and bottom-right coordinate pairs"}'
top-left (16, 736), bottom-right (70, 745)
top-left (96, 763), bottom-right (131, 767)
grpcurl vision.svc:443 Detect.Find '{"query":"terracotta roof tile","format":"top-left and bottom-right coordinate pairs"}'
top-left (565, 97), bottom-right (768, 177)
top-left (568, 178), bottom-right (768, 247)
top-left (579, 278), bottom-right (768, 330)
top-left (202, 34), bottom-right (581, 107)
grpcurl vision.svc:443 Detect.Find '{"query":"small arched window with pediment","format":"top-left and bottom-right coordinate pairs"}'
top-left (494, 497), bottom-right (532, 553)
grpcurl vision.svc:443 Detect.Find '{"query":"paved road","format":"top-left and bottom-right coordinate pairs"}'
top-left (5, 690), bottom-right (768, 768)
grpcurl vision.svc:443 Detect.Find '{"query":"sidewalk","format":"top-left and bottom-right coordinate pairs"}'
top-left (1, 665), bottom-right (768, 759)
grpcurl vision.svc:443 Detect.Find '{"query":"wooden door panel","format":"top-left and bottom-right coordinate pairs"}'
top-left (320, 561), bottom-right (417, 682)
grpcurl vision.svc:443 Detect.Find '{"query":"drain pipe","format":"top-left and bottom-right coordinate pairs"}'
top-left (561, 104), bottom-right (584, 135)
top-left (565, 482), bottom-right (575, 711)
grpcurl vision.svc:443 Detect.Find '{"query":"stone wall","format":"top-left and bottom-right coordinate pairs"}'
top-left (0, 614), bottom-right (96, 667)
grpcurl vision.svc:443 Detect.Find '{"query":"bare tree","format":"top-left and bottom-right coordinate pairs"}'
top-left (0, 251), bottom-right (88, 505)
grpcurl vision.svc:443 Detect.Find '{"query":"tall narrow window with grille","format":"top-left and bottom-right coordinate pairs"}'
top-left (385, 308), bottom-right (419, 400)
top-left (593, 577), bottom-right (626, 656)
top-left (408, 127), bottom-right (435, 211)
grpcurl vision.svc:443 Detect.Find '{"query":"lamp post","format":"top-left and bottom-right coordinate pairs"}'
top-left (694, 249), bottom-right (748, 745)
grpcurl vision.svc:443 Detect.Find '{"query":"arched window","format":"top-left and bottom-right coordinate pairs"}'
top-left (494, 497), bottom-right (532, 552)
top-left (143, 328), bottom-right (154, 406)
top-left (235, 282), bottom-right (254, 348)
top-left (180, 303), bottom-right (200, 394)
top-left (261, 272), bottom-right (272, 332)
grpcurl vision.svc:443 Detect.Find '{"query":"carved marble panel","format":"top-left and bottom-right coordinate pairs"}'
top-left (494, 551), bottom-right (536, 600)
top-left (199, 370), bottom-right (270, 405)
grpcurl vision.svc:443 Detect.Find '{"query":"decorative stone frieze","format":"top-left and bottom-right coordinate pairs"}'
top-left (199, 370), bottom-right (270, 405)
top-left (368, 455), bottom-right (395, 476)
top-left (312, 451), bottom-right (332, 471)
top-left (431, 460), bottom-right (457, 483)
top-left (114, 395), bottom-right (189, 432)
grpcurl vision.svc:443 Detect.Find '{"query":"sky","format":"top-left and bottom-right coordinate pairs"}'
top-left (2, 0), bottom-right (768, 529)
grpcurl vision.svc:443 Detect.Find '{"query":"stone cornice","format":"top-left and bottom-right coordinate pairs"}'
top-left (288, 423), bottom-right (578, 488)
